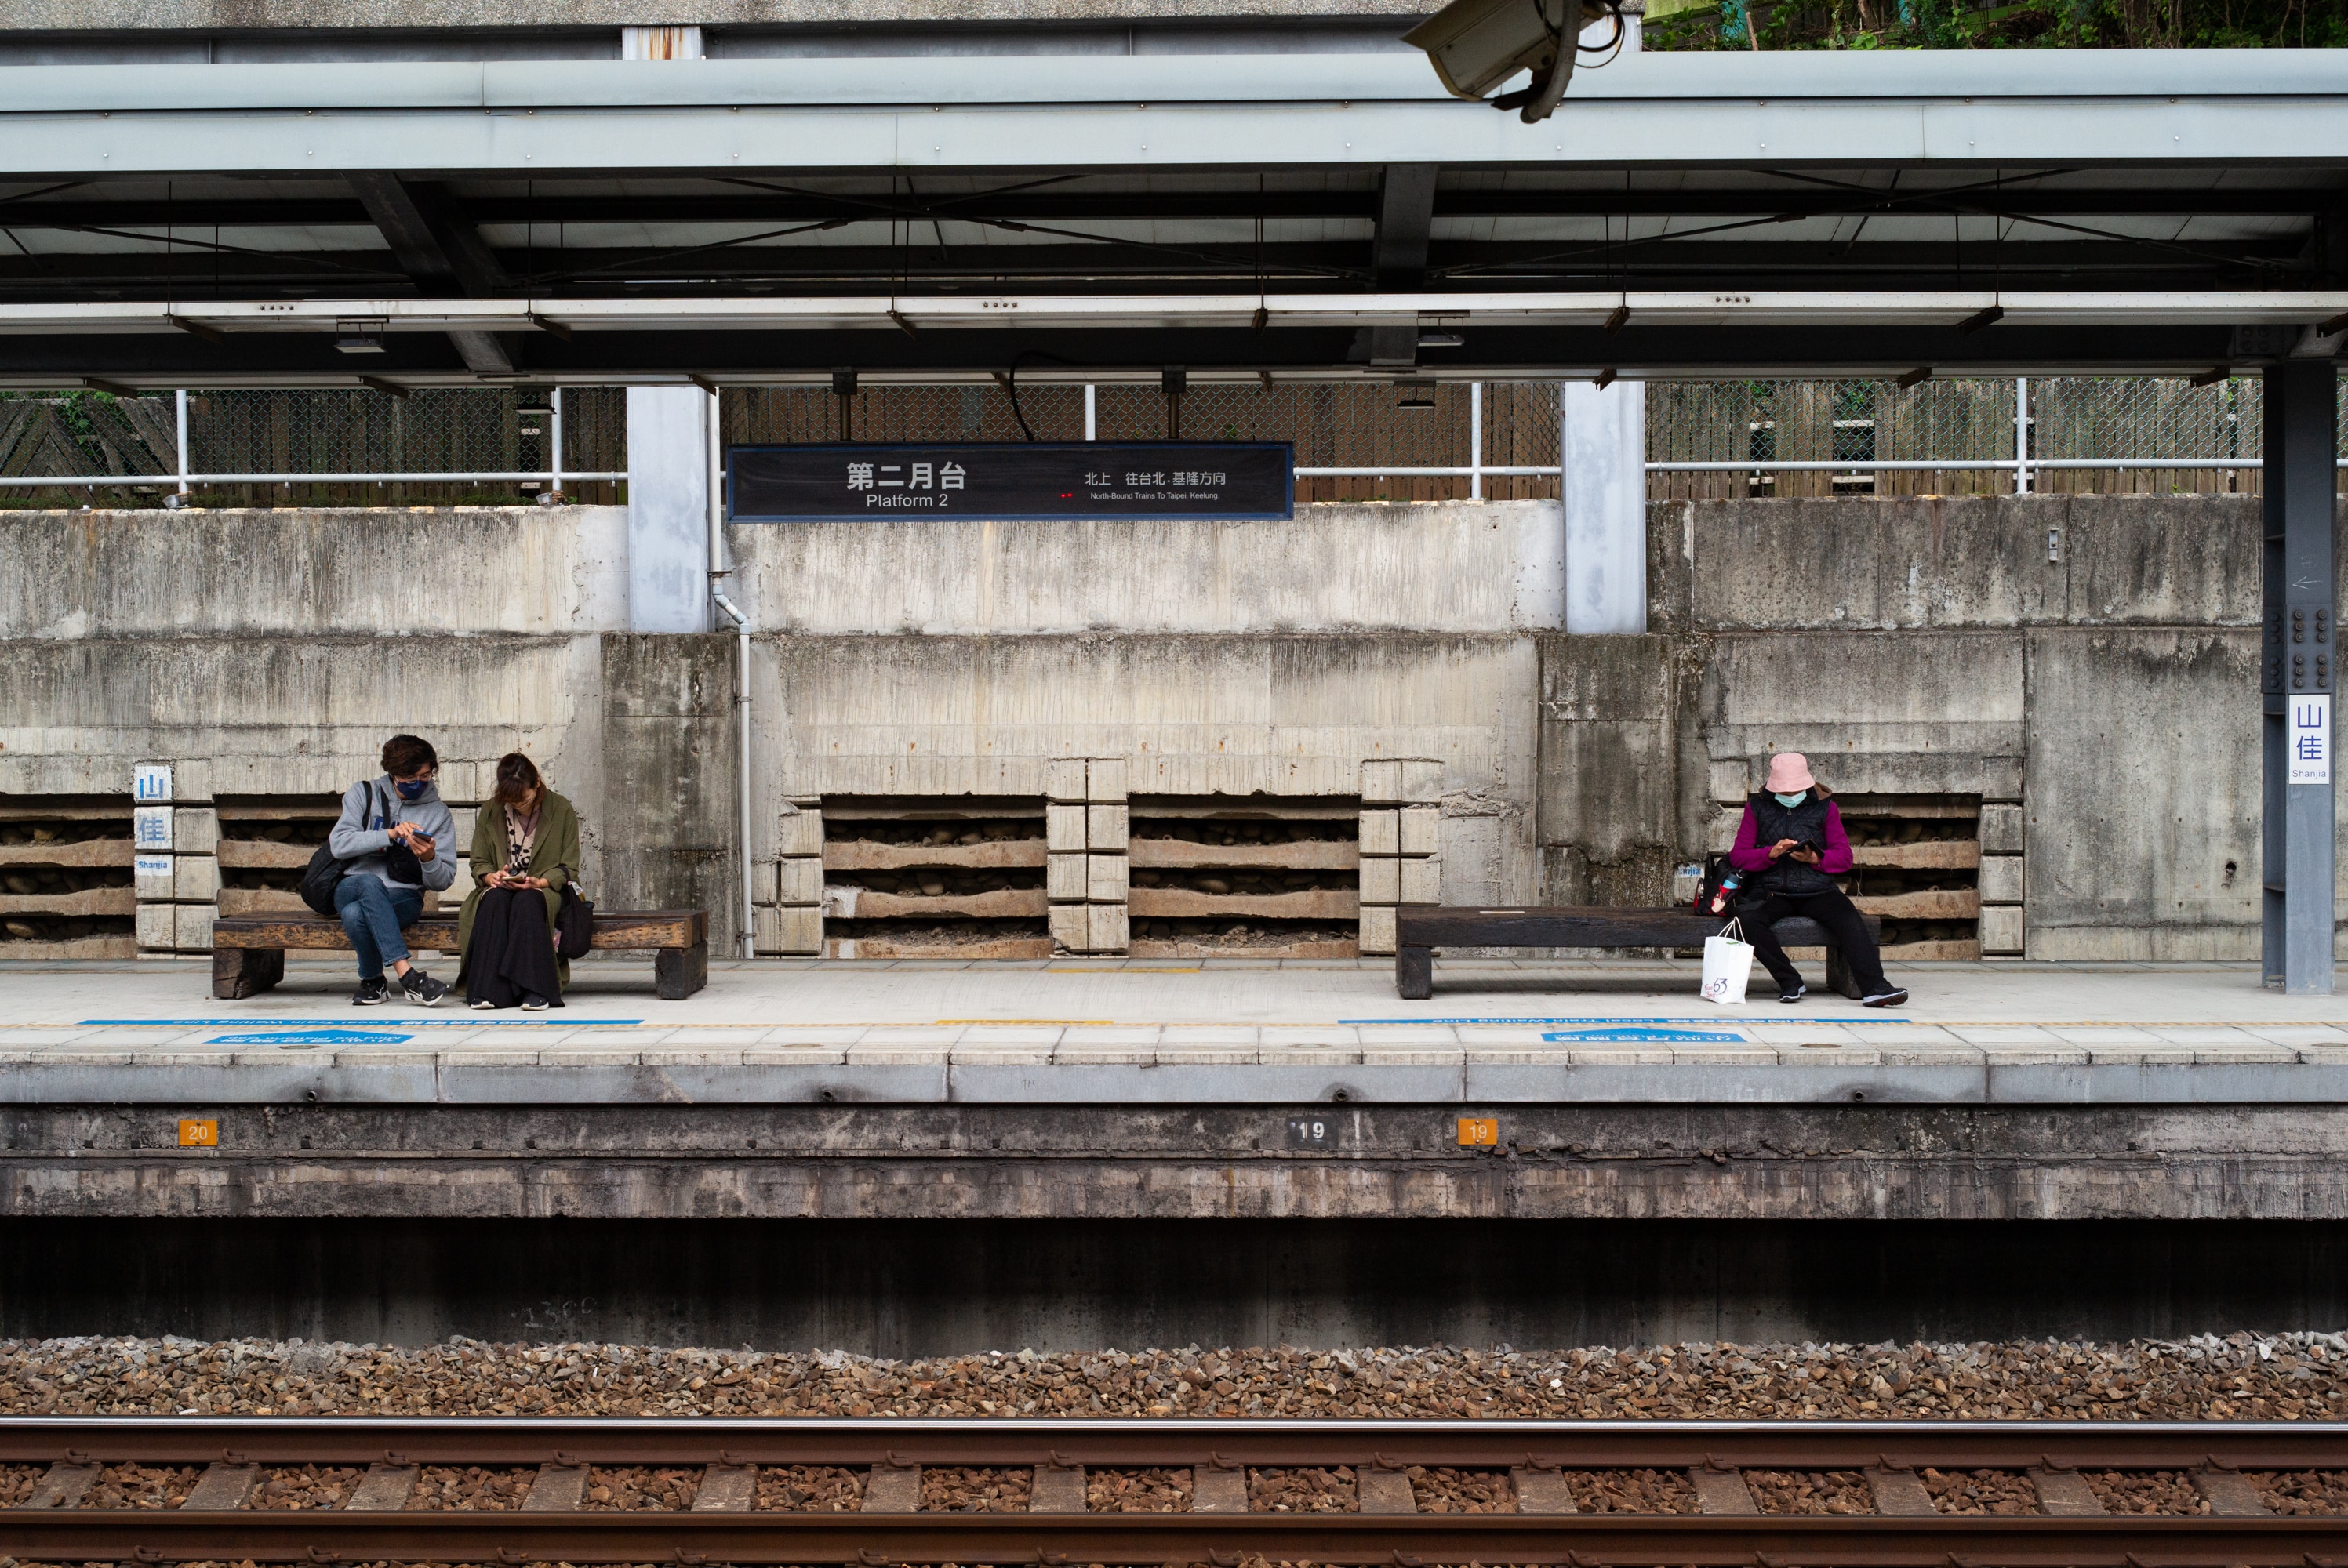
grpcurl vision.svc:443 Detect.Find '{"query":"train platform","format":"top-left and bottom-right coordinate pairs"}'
top-left (4, 954), bottom-right (2344, 1225)
top-left (0, 953), bottom-right (2343, 1103)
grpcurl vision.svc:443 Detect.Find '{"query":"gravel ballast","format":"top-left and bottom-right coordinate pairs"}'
top-left (0, 1331), bottom-right (2339, 1420)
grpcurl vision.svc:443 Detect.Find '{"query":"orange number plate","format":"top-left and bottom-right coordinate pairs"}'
top-left (178, 1119), bottom-right (219, 1148)
top-left (1457, 1116), bottom-right (1499, 1146)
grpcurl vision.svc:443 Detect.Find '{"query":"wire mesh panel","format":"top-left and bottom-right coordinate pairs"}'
top-left (0, 392), bottom-right (176, 507)
top-left (2026, 376), bottom-right (2263, 495)
top-left (1647, 379), bottom-right (2019, 500)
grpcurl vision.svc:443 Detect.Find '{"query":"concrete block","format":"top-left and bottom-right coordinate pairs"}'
top-left (133, 804), bottom-right (173, 852)
top-left (1360, 809), bottom-right (1399, 856)
top-left (1086, 757), bottom-right (1129, 802)
top-left (135, 902), bottom-right (176, 950)
top-left (1398, 759), bottom-right (1445, 802)
top-left (1399, 856), bottom-right (1441, 903)
top-left (174, 854), bottom-right (219, 902)
top-left (1982, 756), bottom-right (2024, 801)
top-left (444, 858), bottom-right (476, 902)
top-left (170, 758), bottom-right (213, 803)
top-left (1049, 903), bottom-right (1089, 952)
top-left (751, 860), bottom-right (780, 906)
top-left (780, 858), bottom-right (823, 905)
top-left (172, 808), bottom-right (219, 855)
top-left (449, 807), bottom-right (478, 847)
top-left (1088, 854), bottom-right (1128, 903)
top-left (1710, 758), bottom-right (1751, 803)
top-left (754, 905), bottom-right (823, 955)
top-left (1980, 802), bottom-right (2023, 854)
top-left (1360, 857), bottom-right (1400, 905)
top-left (173, 902), bottom-right (217, 952)
top-left (1048, 853), bottom-right (1089, 902)
top-left (1046, 759), bottom-right (1089, 803)
top-left (1707, 812), bottom-right (1739, 854)
top-left (1980, 854), bottom-right (2023, 906)
top-left (1979, 904), bottom-right (2024, 955)
top-left (1086, 804), bottom-right (1129, 851)
top-left (1360, 906), bottom-right (1397, 955)
top-left (1360, 758), bottom-right (1403, 804)
top-left (134, 855), bottom-right (175, 901)
top-left (438, 760), bottom-right (481, 805)
top-left (1048, 804), bottom-right (1089, 853)
top-left (1087, 904), bottom-right (1129, 953)
top-left (779, 804), bottom-right (823, 858)
top-left (1399, 804), bottom-right (1441, 855)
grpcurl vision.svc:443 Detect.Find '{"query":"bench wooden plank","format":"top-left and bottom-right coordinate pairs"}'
top-left (1394, 904), bottom-right (1878, 1001)
top-left (213, 911), bottom-right (703, 951)
top-left (211, 909), bottom-right (708, 1001)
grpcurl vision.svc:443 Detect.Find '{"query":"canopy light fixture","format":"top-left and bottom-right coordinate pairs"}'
top-left (1418, 331), bottom-right (1465, 349)
top-left (334, 335), bottom-right (384, 355)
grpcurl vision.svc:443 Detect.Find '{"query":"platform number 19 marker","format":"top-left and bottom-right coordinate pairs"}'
top-left (1285, 1116), bottom-right (1333, 1148)
top-left (1457, 1117), bottom-right (1499, 1146)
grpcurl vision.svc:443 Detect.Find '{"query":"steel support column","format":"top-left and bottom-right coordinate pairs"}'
top-left (2262, 358), bottom-right (2339, 993)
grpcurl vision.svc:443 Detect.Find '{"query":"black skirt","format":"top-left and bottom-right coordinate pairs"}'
top-left (464, 885), bottom-right (565, 1008)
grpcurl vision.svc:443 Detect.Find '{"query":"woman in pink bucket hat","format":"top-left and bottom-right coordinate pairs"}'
top-left (1723, 752), bottom-right (1906, 1007)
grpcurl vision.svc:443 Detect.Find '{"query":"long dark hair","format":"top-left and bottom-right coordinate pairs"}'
top-left (492, 752), bottom-right (543, 808)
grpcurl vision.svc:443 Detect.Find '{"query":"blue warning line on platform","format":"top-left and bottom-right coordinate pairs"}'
top-left (205, 1029), bottom-right (414, 1045)
top-left (1341, 1015), bottom-right (1911, 1025)
top-left (1542, 1026), bottom-right (1752, 1044)
top-left (79, 1017), bottom-right (645, 1027)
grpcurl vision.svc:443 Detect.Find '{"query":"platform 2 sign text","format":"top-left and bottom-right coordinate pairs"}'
top-left (727, 441), bottom-right (1294, 523)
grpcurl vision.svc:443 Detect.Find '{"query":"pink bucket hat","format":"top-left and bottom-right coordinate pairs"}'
top-left (1765, 752), bottom-right (1816, 793)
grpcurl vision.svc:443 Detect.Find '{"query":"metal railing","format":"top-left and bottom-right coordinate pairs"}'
top-left (2, 377), bottom-right (2342, 506)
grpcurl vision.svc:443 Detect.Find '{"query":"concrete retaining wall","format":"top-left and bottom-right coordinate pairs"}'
top-left (0, 494), bottom-right (2323, 960)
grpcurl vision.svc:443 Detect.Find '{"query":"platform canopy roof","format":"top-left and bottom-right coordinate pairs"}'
top-left (0, 31), bottom-right (2341, 385)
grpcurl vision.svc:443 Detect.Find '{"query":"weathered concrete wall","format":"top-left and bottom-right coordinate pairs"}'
top-left (732, 502), bottom-right (1564, 637)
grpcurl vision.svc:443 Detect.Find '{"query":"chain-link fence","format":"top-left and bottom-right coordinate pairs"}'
top-left (0, 376), bottom-right (2339, 509)
top-left (0, 387), bottom-right (625, 507)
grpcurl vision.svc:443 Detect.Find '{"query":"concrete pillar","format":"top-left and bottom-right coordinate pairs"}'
top-left (2261, 360), bottom-right (2337, 994)
top-left (1561, 379), bottom-right (1647, 634)
top-left (625, 386), bottom-right (713, 633)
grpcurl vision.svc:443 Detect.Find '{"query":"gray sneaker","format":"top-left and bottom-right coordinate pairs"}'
top-left (399, 968), bottom-right (451, 1007)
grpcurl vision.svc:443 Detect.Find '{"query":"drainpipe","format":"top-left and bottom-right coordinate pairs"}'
top-left (705, 383), bottom-right (754, 960)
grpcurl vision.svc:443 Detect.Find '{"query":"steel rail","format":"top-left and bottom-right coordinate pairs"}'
top-left (10, 1419), bottom-right (2348, 1564)
top-left (5, 1414), bottom-right (2348, 1469)
top-left (9, 1508), bottom-right (2348, 1567)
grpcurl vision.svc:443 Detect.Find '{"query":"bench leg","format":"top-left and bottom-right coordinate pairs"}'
top-left (1826, 943), bottom-right (1863, 1001)
top-left (1397, 946), bottom-right (1434, 1001)
top-left (655, 940), bottom-right (709, 1001)
top-left (213, 946), bottom-right (285, 1001)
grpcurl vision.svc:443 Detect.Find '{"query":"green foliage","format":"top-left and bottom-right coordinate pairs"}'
top-left (1645, 0), bottom-right (2346, 50)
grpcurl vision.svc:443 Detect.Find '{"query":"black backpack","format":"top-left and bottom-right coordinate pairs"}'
top-left (300, 779), bottom-right (421, 915)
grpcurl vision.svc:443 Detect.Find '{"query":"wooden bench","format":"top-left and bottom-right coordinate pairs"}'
top-left (210, 911), bottom-right (710, 1001)
top-left (1394, 904), bottom-right (1881, 1001)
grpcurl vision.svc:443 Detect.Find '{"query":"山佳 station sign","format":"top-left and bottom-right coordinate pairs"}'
top-left (727, 442), bottom-right (1293, 522)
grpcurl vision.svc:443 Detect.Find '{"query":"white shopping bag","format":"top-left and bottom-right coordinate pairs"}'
top-left (1699, 918), bottom-right (1754, 1006)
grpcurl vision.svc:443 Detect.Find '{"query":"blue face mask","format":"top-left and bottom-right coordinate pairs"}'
top-left (396, 777), bottom-right (431, 801)
top-left (1773, 789), bottom-right (1808, 808)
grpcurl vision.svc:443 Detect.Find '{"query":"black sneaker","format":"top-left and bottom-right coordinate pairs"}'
top-left (1778, 982), bottom-right (1806, 1004)
top-left (400, 968), bottom-right (451, 1007)
top-left (351, 976), bottom-right (389, 1006)
top-left (521, 993), bottom-right (551, 1012)
top-left (1862, 987), bottom-right (1910, 1008)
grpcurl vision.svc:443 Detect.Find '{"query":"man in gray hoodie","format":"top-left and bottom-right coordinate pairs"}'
top-left (328, 732), bottom-right (459, 1006)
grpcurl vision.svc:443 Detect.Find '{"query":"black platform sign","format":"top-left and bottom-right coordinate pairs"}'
top-left (728, 441), bottom-right (1292, 523)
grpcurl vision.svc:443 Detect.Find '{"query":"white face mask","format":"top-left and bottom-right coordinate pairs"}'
top-left (1773, 789), bottom-right (1808, 808)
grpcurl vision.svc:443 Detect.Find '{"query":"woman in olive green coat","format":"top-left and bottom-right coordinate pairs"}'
top-left (457, 752), bottom-right (582, 1009)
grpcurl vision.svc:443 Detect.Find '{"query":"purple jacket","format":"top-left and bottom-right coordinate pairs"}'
top-left (1728, 797), bottom-right (1855, 877)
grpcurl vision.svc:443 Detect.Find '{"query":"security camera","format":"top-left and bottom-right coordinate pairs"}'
top-left (1405, 0), bottom-right (1605, 124)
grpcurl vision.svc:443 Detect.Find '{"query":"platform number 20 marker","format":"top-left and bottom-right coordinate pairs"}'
top-left (178, 1119), bottom-right (219, 1148)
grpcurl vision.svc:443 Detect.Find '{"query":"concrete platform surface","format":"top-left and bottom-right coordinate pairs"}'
top-left (0, 955), bottom-right (2343, 1105)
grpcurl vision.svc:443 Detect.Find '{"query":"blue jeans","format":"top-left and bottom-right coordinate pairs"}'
top-left (335, 877), bottom-right (424, 979)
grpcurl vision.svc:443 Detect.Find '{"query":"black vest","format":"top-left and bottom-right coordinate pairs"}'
top-left (1748, 789), bottom-right (1837, 896)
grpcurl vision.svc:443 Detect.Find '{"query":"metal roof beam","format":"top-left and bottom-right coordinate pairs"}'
top-left (346, 171), bottom-right (514, 374)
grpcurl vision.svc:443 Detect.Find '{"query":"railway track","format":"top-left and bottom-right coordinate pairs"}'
top-left (4, 1417), bottom-right (2347, 1565)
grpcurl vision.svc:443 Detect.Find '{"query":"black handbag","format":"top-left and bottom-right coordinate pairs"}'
top-left (555, 872), bottom-right (595, 960)
top-left (300, 777), bottom-right (375, 916)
